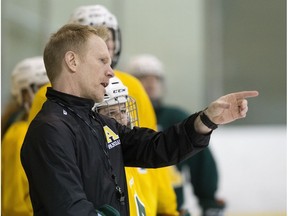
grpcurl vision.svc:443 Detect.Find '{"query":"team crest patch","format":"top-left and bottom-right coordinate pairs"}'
top-left (103, 125), bottom-right (121, 149)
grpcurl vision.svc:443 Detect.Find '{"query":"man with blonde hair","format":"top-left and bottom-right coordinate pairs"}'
top-left (21, 23), bottom-right (258, 216)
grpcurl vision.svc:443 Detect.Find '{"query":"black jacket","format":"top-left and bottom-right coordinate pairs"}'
top-left (21, 87), bottom-right (210, 216)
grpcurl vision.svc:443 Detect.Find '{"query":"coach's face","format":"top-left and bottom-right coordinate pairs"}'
top-left (77, 35), bottom-right (114, 102)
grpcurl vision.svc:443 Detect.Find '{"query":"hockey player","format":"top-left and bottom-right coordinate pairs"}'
top-left (2, 56), bottom-right (49, 216)
top-left (1, 56), bottom-right (49, 137)
top-left (94, 76), bottom-right (179, 215)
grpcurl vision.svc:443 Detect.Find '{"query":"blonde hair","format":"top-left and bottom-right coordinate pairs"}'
top-left (43, 23), bottom-right (109, 82)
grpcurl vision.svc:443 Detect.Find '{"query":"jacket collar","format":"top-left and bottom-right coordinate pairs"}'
top-left (46, 87), bottom-right (95, 111)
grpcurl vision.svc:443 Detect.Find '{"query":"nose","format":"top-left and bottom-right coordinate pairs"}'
top-left (107, 65), bottom-right (114, 78)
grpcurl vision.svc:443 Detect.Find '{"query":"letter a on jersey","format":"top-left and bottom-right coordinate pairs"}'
top-left (103, 125), bottom-right (119, 143)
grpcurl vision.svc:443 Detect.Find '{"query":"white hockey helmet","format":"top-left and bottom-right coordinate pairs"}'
top-left (68, 5), bottom-right (121, 68)
top-left (93, 77), bottom-right (139, 128)
top-left (11, 56), bottom-right (49, 106)
top-left (96, 76), bottom-right (129, 107)
top-left (127, 54), bottom-right (164, 78)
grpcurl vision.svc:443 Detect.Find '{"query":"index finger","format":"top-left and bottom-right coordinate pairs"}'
top-left (234, 90), bottom-right (259, 99)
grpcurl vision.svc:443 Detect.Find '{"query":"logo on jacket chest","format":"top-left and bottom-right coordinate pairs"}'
top-left (103, 125), bottom-right (121, 150)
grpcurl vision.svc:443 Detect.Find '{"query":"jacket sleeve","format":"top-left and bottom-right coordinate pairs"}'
top-left (21, 121), bottom-right (100, 216)
top-left (120, 112), bottom-right (211, 168)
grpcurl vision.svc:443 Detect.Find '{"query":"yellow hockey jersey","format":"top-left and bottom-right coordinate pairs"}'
top-left (1, 121), bottom-right (33, 216)
top-left (125, 167), bottom-right (179, 215)
top-left (3, 70), bottom-right (178, 216)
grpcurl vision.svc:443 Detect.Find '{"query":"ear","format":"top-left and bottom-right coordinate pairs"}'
top-left (64, 51), bottom-right (78, 72)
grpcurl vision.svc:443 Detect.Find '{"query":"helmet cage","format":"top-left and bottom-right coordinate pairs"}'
top-left (96, 95), bottom-right (139, 128)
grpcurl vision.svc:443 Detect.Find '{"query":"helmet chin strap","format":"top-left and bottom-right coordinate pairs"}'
top-left (23, 101), bottom-right (30, 114)
top-left (22, 87), bottom-right (36, 114)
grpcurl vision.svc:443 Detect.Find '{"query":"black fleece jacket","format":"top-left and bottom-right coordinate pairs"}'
top-left (21, 87), bottom-right (210, 216)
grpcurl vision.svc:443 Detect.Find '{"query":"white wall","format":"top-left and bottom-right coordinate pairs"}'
top-left (120, 0), bottom-right (206, 111)
top-left (183, 125), bottom-right (287, 216)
